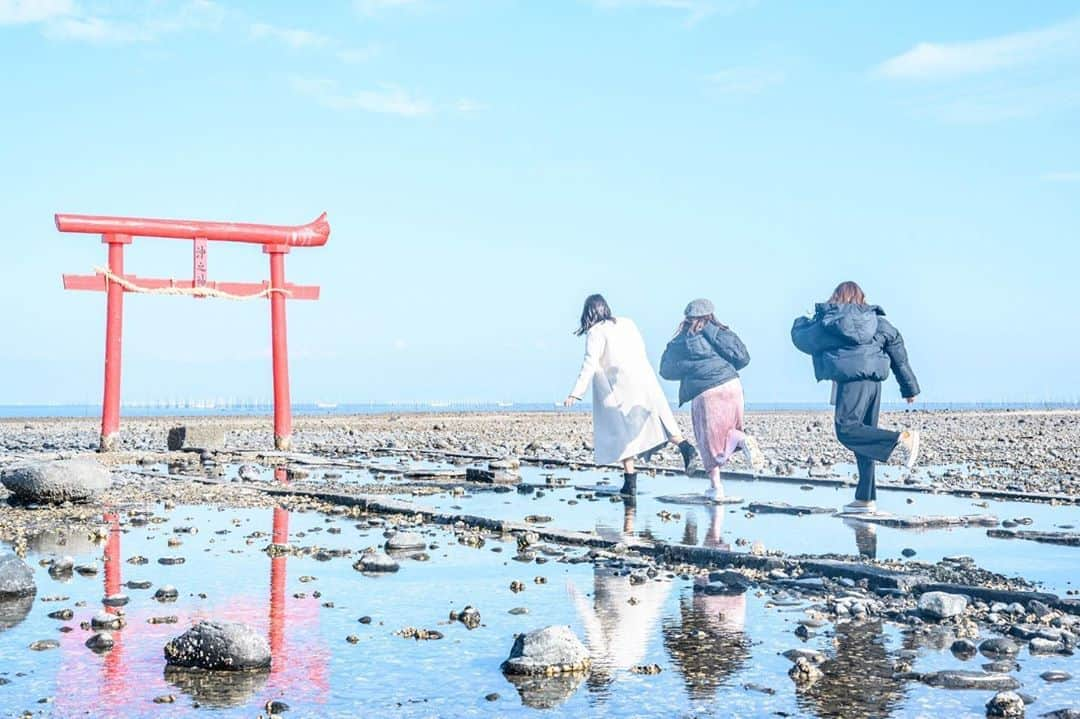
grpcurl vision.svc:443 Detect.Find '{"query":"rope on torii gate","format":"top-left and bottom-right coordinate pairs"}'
top-left (92, 265), bottom-right (292, 300)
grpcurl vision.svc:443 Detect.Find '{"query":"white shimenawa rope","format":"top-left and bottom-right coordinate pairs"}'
top-left (93, 266), bottom-right (290, 301)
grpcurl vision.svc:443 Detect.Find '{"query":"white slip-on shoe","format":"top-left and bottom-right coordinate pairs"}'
top-left (895, 430), bottom-right (921, 470)
top-left (843, 500), bottom-right (877, 514)
top-left (742, 435), bottom-right (765, 472)
top-left (704, 486), bottom-right (724, 503)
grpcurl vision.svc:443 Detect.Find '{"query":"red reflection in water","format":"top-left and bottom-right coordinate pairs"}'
top-left (52, 494), bottom-right (330, 716)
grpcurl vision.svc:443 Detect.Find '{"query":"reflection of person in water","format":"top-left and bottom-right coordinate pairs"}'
top-left (568, 564), bottom-right (673, 688)
top-left (844, 518), bottom-right (878, 559)
top-left (662, 589), bottom-right (749, 700)
top-left (800, 620), bottom-right (906, 719)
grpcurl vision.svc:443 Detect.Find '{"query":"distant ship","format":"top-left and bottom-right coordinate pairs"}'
top-left (315, 402), bottom-right (338, 409)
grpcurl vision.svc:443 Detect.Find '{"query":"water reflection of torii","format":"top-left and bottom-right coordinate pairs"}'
top-left (85, 467), bottom-right (326, 710)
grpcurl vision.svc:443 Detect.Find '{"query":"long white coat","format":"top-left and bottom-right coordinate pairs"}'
top-left (569, 317), bottom-right (681, 465)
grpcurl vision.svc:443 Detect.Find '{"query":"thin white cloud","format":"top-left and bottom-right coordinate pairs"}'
top-left (707, 66), bottom-right (783, 94)
top-left (250, 22), bottom-right (329, 49)
top-left (454, 97), bottom-right (484, 113)
top-left (1042, 171), bottom-right (1080, 183)
top-left (45, 15), bottom-right (146, 42)
top-left (9, 0), bottom-right (223, 43)
top-left (354, 0), bottom-right (421, 15)
top-left (288, 74), bottom-right (432, 117)
top-left (588, 0), bottom-right (756, 24)
top-left (879, 16), bottom-right (1080, 80)
top-left (0, 0), bottom-right (74, 25)
top-left (337, 44), bottom-right (380, 63)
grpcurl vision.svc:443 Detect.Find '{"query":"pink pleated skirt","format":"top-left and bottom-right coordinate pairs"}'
top-left (690, 378), bottom-right (747, 473)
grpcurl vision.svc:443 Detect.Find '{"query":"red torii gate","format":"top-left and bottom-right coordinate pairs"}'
top-left (57, 212), bottom-right (330, 452)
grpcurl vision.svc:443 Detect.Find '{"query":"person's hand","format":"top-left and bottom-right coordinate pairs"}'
top-left (905, 396), bottom-right (916, 404)
top-left (563, 396), bottom-right (578, 408)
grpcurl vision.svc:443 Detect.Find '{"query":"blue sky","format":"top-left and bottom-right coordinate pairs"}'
top-left (1, 0), bottom-right (1078, 405)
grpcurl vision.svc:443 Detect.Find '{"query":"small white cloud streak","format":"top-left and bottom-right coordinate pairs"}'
top-left (707, 66), bottom-right (784, 94)
top-left (0, 0), bottom-right (74, 25)
top-left (454, 97), bottom-right (484, 113)
top-left (337, 44), bottom-right (380, 63)
top-left (878, 16), bottom-right (1080, 80)
top-left (588, 0), bottom-right (756, 24)
top-left (11, 0), bottom-right (223, 44)
top-left (354, 0), bottom-right (421, 15)
top-left (1042, 171), bottom-right (1080, 183)
top-left (250, 22), bottom-right (329, 49)
top-left (288, 74), bottom-right (432, 117)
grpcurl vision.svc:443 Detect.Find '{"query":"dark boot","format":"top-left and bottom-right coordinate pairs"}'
top-left (678, 441), bottom-right (698, 474)
top-left (620, 472), bottom-right (637, 498)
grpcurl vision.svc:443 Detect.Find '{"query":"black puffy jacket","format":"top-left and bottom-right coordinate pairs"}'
top-left (791, 303), bottom-right (920, 398)
top-left (660, 323), bottom-right (750, 406)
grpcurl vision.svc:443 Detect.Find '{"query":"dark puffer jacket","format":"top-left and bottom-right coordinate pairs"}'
top-left (660, 323), bottom-right (750, 406)
top-left (791, 303), bottom-right (920, 398)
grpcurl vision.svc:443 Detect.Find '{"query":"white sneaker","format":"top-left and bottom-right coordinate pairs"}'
top-left (895, 430), bottom-right (920, 470)
top-left (704, 486), bottom-right (724, 502)
top-left (843, 500), bottom-right (877, 514)
top-left (742, 435), bottom-right (765, 472)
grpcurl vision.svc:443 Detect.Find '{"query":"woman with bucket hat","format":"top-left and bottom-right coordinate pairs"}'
top-left (660, 299), bottom-right (764, 501)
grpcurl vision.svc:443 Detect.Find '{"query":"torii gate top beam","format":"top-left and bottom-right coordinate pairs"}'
top-left (55, 212), bottom-right (330, 247)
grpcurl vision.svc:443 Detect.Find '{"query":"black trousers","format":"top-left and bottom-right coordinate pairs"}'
top-left (833, 380), bottom-right (900, 501)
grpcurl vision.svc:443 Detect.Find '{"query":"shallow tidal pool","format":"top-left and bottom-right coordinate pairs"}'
top-left (0, 463), bottom-right (1077, 718)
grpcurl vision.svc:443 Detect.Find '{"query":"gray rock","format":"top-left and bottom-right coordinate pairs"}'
top-left (501, 626), bottom-right (590, 676)
top-left (789, 657), bottom-right (824, 687)
top-left (1030, 638), bottom-right (1067, 655)
top-left (352, 553), bottom-right (400, 573)
top-left (91, 612), bottom-right (125, 631)
top-left (921, 670), bottom-right (1020, 690)
top-left (237, 464), bottom-right (261, 482)
top-left (986, 690), bottom-right (1026, 718)
top-left (919, 591), bottom-right (969, 620)
top-left (981, 638), bottom-right (1021, 658)
top-left (952, 639), bottom-right (978, 659)
top-left (1041, 711), bottom-right (1080, 719)
top-left (385, 532), bottom-right (426, 552)
top-left (164, 621), bottom-right (271, 670)
top-left (85, 631), bottom-right (115, 653)
top-left (167, 425), bottom-right (225, 452)
top-left (154, 585), bottom-right (179, 601)
top-left (1, 458), bottom-right (110, 503)
top-left (0, 555), bottom-right (36, 599)
top-left (1041, 670), bottom-right (1071, 682)
top-left (782, 648), bottom-right (827, 664)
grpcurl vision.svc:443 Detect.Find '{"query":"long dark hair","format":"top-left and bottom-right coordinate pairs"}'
top-left (828, 281), bottom-right (866, 305)
top-left (677, 313), bottom-right (729, 336)
top-left (575, 294), bottom-right (615, 336)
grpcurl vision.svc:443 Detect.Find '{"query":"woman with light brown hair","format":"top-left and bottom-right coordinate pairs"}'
top-left (791, 281), bottom-right (921, 514)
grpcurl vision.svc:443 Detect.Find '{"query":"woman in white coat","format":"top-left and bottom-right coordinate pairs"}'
top-left (564, 294), bottom-right (697, 498)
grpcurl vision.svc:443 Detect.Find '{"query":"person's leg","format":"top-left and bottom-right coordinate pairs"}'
top-left (708, 466), bottom-right (723, 494)
top-left (854, 453), bottom-right (876, 501)
top-left (620, 458), bottom-right (637, 498)
top-left (836, 381), bottom-right (895, 508)
top-left (834, 381), bottom-right (900, 463)
top-left (858, 381), bottom-right (883, 502)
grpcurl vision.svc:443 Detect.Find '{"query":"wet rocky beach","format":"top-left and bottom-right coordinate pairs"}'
top-left (0, 410), bottom-right (1078, 718)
